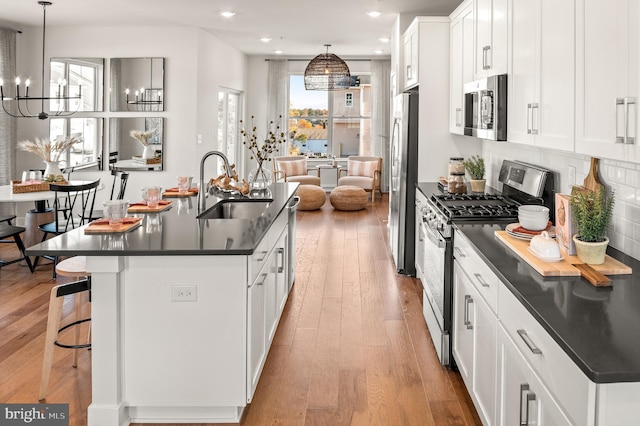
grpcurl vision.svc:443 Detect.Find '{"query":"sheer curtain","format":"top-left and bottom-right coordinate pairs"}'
top-left (0, 27), bottom-right (17, 215)
top-left (371, 59), bottom-right (390, 192)
top-left (266, 59), bottom-right (289, 157)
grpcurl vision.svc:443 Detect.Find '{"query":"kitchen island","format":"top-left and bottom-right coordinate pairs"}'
top-left (454, 222), bottom-right (640, 425)
top-left (27, 182), bottom-right (299, 425)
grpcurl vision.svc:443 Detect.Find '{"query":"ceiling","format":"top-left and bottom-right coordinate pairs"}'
top-left (1, 0), bottom-right (462, 57)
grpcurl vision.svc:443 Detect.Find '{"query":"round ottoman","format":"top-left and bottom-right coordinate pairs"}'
top-left (298, 185), bottom-right (326, 211)
top-left (330, 185), bottom-right (368, 211)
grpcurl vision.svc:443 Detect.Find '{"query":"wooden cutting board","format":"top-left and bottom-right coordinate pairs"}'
top-left (572, 157), bottom-right (604, 196)
top-left (128, 201), bottom-right (172, 213)
top-left (495, 231), bottom-right (632, 276)
top-left (84, 217), bottom-right (142, 234)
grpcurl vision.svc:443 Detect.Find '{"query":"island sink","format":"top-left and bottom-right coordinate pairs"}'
top-left (197, 199), bottom-right (273, 220)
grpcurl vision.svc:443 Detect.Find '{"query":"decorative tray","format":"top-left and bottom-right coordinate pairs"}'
top-left (84, 217), bottom-right (142, 234)
top-left (128, 200), bottom-right (172, 213)
top-left (11, 180), bottom-right (68, 193)
top-left (163, 187), bottom-right (199, 198)
top-left (132, 156), bottom-right (161, 165)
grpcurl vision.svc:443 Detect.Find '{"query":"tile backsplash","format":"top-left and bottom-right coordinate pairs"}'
top-left (482, 141), bottom-right (640, 261)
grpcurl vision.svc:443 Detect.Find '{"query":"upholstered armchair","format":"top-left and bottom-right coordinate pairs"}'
top-left (273, 156), bottom-right (321, 186)
top-left (338, 156), bottom-right (383, 203)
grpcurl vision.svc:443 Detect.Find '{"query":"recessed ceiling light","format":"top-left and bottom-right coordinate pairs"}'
top-left (220, 11), bottom-right (235, 18)
top-left (367, 11), bottom-right (381, 18)
top-left (274, 50), bottom-right (284, 55)
top-left (374, 49), bottom-right (384, 55)
top-left (379, 37), bottom-right (390, 43)
top-left (260, 37), bottom-right (272, 43)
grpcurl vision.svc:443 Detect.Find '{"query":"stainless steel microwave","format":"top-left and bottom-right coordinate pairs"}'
top-left (464, 74), bottom-right (507, 141)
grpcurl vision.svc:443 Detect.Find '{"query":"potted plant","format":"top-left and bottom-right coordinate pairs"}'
top-left (570, 187), bottom-right (615, 264)
top-left (463, 155), bottom-right (486, 193)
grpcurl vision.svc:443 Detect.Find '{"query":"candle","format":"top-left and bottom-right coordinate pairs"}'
top-left (0, 78), bottom-right (3, 98)
top-left (24, 79), bottom-right (30, 97)
top-left (15, 77), bottom-right (20, 97)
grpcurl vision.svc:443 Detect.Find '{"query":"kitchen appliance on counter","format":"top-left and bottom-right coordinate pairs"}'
top-left (419, 160), bottom-right (554, 365)
top-left (389, 89), bottom-right (419, 275)
top-left (464, 74), bottom-right (507, 141)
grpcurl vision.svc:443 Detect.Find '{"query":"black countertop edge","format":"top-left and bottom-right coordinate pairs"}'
top-left (25, 182), bottom-right (299, 257)
top-left (454, 221), bottom-right (640, 384)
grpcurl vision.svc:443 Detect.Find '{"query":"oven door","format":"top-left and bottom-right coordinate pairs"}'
top-left (421, 222), bottom-right (450, 365)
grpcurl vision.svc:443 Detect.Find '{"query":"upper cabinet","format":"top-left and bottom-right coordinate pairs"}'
top-left (450, 0), bottom-right (475, 134)
top-left (575, 0), bottom-right (639, 162)
top-left (403, 21), bottom-right (420, 89)
top-left (474, 0), bottom-right (508, 79)
top-left (507, 0), bottom-right (575, 152)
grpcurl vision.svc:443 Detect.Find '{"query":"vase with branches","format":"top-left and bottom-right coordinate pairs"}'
top-left (19, 137), bottom-right (79, 178)
top-left (240, 115), bottom-right (289, 188)
top-left (130, 130), bottom-right (156, 159)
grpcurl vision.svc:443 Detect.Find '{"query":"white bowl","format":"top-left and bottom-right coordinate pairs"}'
top-left (518, 205), bottom-right (550, 215)
top-left (519, 215), bottom-right (549, 231)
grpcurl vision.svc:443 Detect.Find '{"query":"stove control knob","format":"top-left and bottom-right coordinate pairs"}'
top-left (436, 221), bottom-right (445, 232)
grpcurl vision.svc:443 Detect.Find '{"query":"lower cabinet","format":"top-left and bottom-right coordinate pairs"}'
top-left (453, 260), bottom-right (497, 426)
top-left (247, 221), bottom-right (289, 402)
top-left (497, 324), bottom-right (572, 425)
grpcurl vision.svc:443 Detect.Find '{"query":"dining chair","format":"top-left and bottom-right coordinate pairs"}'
top-left (85, 170), bottom-right (129, 221)
top-left (0, 223), bottom-right (35, 273)
top-left (39, 256), bottom-right (91, 400)
top-left (338, 156), bottom-right (383, 203)
top-left (0, 215), bottom-right (16, 243)
top-left (273, 155), bottom-right (321, 185)
top-left (32, 179), bottom-right (100, 276)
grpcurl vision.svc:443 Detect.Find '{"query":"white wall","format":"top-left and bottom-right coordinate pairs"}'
top-left (12, 25), bottom-right (247, 220)
top-left (483, 141), bottom-right (640, 261)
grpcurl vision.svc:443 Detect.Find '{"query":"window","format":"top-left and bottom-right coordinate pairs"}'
top-left (218, 88), bottom-right (242, 167)
top-left (50, 58), bottom-right (103, 112)
top-left (289, 74), bottom-right (371, 157)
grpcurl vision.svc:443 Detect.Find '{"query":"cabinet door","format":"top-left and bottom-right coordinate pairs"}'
top-left (576, 0), bottom-right (639, 161)
top-left (475, 0), bottom-right (508, 78)
top-left (264, 253), bottom-right (278, 345)
top-left (472, 287), bottom-right (497, 426)
top-left (450, 2), bottom-right (474, 134)
top-left (247, 273), bottom-right (267, 401)
top-left (404, 29), bottom-right (418, 89)
top-left (452, 261), bottom-right (476, 386)
top-left (508, 0), bottom-right (538, 144)
top-left (275, 230), bottom-right (288, 314)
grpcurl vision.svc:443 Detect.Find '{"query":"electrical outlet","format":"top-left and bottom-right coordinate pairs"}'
top-left (568, 165), bottom-right (576, 186)
top-left (172, 285), bottom-right (197, 302)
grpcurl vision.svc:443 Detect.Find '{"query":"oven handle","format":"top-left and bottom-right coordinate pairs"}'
top-left (422, 222), bottom-right (445, 249)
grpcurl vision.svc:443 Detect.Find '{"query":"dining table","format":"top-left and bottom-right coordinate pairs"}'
top-left (0, 180), bottom-right (102, 248)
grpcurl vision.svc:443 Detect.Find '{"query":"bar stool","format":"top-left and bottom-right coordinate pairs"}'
top-left (39, 256), bottom-right (91, 401)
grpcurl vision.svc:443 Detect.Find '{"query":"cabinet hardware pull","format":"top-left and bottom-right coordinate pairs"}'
top-left (257, 273), bottom-right (267, 286)
top-left (255, 251), bottom-right (268, 262)
top-left (530, 103), bottom-right (539, 135)
top-left (483, 45), bottom-right (491, 70)
top-left (616, 98), bottom-right (625, 143)
top-left (519, 384), bottom-right (536, 425)
top-left (625, 97), bottom-right (636, 144)
top-left (454, 247), bottom-right (466, 258)
top-left (473, 273), bottom-right (490, 288)
top-left (464, 295), bottom-right (473, 329)
top-left (527, 104), bottom-right (532, 134)
top-left (456, 107), bottom-right (462, 127)
top-left (406, 65), bottom-right (412, 80)
top-left (277, 247), bottom-right (285, 273)
top-left (517, 329), bottom-right (542, 354)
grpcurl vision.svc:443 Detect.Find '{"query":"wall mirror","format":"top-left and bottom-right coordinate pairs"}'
top-left (49, 118), bottom-right (104, 171)
top-left (110, 57), bottom-right (165, 112)
top-left (108, 117), bottom-right (164, 171)
top-left (50, 58), bottom-right (104, 112)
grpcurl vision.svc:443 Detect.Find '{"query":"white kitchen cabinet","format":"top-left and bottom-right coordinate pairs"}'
top-left (247, 267), bottom-right (267, 400)
top-left (575, 0), bottom-right (639, 162)
top-left (507, 0), bottom-right (575, 151)
top-left (453, 260), bottom-right (497, 426)
top-left (497, 324), bottom-right (572, 426)
top-left (403, 21), bottom-right (419, 89)
top-left (449, 0), bottom-right (475, 134)
top-left (474, 0), bottom-right (508, 78)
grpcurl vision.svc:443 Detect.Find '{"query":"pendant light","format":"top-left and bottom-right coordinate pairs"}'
top-left (304, 44), bottom-right (351, 91)
top-left (0, 1), bottom-right (82, 120)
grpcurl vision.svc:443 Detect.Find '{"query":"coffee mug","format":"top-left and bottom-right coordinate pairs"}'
top-left (141, 186), bottom-right (162, 208)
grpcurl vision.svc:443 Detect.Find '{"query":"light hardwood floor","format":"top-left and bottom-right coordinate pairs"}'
top-left (0, 194), bottom-right (481, 426)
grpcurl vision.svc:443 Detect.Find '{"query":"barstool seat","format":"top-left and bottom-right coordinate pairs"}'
top-left (39, 256), bottom-right (91, 401)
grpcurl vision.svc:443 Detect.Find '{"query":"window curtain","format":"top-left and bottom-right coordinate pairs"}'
top-left (266, 59), bottom-right (289, 157)
top-left (0, 28), bottom-right (17, 216)
top-left (371, 59), bottom-right (390, 192)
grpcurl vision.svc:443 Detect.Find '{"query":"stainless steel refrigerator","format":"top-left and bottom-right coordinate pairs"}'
top-left (389, 89), bottom-right (418, 276)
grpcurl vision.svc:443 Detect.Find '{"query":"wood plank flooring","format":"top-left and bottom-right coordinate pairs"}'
top-left (0, 194), bottom-right (481, 426)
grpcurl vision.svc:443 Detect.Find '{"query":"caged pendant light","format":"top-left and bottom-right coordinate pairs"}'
top-left (0, 1), bottom-right (82, 120)
top-left (304, 44), bottom-right (351, 91)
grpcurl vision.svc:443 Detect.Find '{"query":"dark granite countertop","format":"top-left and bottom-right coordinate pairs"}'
top-left (26, 182), bottom-right (298, 257)
top-left (416, 182), bottom-right (640, 383)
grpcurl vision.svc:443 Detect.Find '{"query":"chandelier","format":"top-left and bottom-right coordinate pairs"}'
top-left (304, 44), bottom-right (351, 91)
top-left (0, 1), bottom-right (82, 120)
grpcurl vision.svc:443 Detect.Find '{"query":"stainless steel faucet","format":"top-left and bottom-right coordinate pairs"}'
top-left (198, 151), bottom-right (233, 212)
